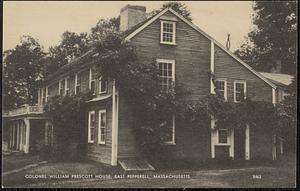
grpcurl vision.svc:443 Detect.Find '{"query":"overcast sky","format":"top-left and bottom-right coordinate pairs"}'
top-left (3, 1), bottom-right (254, 52)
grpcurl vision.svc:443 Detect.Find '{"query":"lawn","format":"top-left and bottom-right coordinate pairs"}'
top-left (2, 153), bottom-right (42, 173)
top-left (2, 154), bottom-right (296, 188)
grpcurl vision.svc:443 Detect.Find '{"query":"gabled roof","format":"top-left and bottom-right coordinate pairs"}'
top-left (259, 72), bottom-right (294, 87)
top-left (124, 8), bottom-right (277, 89)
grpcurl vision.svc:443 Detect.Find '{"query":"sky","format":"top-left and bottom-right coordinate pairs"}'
top-left (3, 1), bottom-right (255, 52)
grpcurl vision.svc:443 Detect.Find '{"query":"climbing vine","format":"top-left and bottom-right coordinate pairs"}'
top-left (42, 31), bottom-right (295, 161)
top-left (43, 92), bottom-right (93, 161)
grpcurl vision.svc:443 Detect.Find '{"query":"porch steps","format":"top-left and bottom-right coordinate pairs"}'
top-left (118, 158), bottom-right (155, 171)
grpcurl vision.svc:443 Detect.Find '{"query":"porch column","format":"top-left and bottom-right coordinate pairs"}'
top-left (272, 134), bottom-right (277, 160)
top-left (19, 121), bottom-right (24, 151)
top-left (12, 123), bottom-right (16, 149)
top-left (17, 121), bottom-right (20, 150)
top-left (16, 121), bottom-right (20, 150)
top-left (9, 123), bottom-right (13, 149)
top-left (245, 123), bottom-right (250, 160)
top-left (24, 118), bottom-right (30, 154)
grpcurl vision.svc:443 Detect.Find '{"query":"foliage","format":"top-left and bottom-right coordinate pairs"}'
top-left (3, 36), bottom-right (46, 109)
top-left (43, 92), bottom-right (93, 161)
top-left (235, 1), bottom-right (297, 74)
top-left (149, 1), bottom-right (192, 21)
top-left (89, 17), bottom-right (120, 43)
top-left (45, 31), bottom-right (89, 76)
top-left (91, 31), bottom-right (189, 160)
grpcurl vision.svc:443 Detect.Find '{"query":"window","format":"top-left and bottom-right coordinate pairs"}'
top-left (88, 111), bottom-right (95, 143)
top-left (45, 86), bottom-right (49, 102)
top-left (42, 88), bottom-right (46, 104)
top-left (65, 77), bottom-right (70, 95)
top-left (161, 114), bottom-right (176, 144)
top-left (59, 80), bottom-right (64, 96)
top-left (218, 129), bottom-right (228, 144)
top-left (234, 80), bottom-right (246, 102)
top-left (157, 59), bottom-right (175, 92)
top-left (89, 68), bottom-right (96, 95)
top-left (160, 21), bottom-right (176, 44)
top-left (98, 77), bottom-right (108, 94)
top-left (98, 110), bottom-right (106, 144)
top-left (75, 73), bottom-right (80, 95)
top-left (215, 79), bottom-right (227, 100)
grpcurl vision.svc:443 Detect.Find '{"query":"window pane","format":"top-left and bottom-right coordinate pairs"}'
top-left (219, 129), bottom-right (228, 144)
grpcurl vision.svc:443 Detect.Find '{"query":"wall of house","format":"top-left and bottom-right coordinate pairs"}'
top-left (118, 10), bottom-right (275, 162)
top-left (118, 93), bottom-right (140, 158)
top-left (119, 11), bottom-right (212, 161)
top-left (86, 99), bottom-right (113, 165)
top-left (214, 45), bottom-right (273, 102)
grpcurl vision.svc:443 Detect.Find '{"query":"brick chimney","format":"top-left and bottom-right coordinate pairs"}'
top-left (120, 5), bottom-right (146, 31)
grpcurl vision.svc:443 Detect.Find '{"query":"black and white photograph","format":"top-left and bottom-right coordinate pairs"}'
top-left (2, 1), bottom-right (297, 188)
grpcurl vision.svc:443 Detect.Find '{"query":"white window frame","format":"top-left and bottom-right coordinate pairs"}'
top-left (160, 20), bottom-right (176, 45)
top-left (156, 59), bottom-right (175, 91)
top-left (59, 79), bottom-right (63, 96)
top-left (98, 109), bottom-right (106, 144)
top-left (41, 88), bottom-right (45, 104)
top-left (217, 129), bottom-right (229, 145)
top-left (98, 77), bottom-right (108, 95)
top-left (88, 111), bottom-right (95, 143)
top-left (164, 114), bottom-right (176, 145)
top-left (64, 77), bottom-right (69, 95)
top-left (215, 79), bottom-right (227, 101)
top-left (75, 73), bottom-right (80, 95)
top-left (89, 68), bottom-right (96, 95)
top-left (45, 86), bottom-right (49, 102)
top-left (234, 80), bottom-right (247, 103)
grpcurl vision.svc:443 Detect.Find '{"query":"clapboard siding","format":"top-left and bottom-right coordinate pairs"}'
top-left (87, 98), bottom-right (113, 165)
top-left (118, 92), bottom-right (140, 158)
top-left (132, 11), bottom-right (211, 102)
top-left (122, 11), bottom-right (212, 160)
top-left (214, 45), bottom-right (272, 102)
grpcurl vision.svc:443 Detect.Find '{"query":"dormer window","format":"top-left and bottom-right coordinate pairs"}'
top-left (160, 20), bottom-right (176, 45)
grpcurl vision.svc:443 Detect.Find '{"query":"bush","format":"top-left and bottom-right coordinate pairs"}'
top-left (43, 92), bottom-right (92, 161)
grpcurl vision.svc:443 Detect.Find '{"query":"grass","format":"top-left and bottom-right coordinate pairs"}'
top-left (2, 153), bottom-right (296, 188)
top-left (2, 153), bottom-right (42, 173)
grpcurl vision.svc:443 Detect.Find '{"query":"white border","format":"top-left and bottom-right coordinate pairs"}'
top-left (98, 109), bottom-right (106, 144)
top-left (160, 20), bottom-right (176, 45)
top-left (88, 110), bottom-right (95, 143)
top-left (234, 80), bottom-right (247, 103)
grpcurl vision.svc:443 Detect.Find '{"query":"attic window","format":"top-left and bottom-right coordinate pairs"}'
top-left (160, 20), bottom-right (176, 45)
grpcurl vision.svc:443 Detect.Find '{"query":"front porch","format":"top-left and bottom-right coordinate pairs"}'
top-left (3, 105), bottom-right (47, 154)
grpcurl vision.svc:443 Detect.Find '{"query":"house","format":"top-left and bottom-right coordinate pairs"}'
top-left (3, 5), bottom-right (294, 166)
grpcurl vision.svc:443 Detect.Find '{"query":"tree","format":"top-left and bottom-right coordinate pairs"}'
top-left (89, 17), bottom-right (120, 43)
top-left (45, 31), bottom-right (89, 76)
top-left (235, 1), bottom-right (297, 75)
top-left (3, 36), bottom-right (46, 109)
top-left (149, 1), bottom-right (192, 21)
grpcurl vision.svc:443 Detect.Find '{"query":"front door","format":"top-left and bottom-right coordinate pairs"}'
top-left (234, 128), bottom-right (245, 160)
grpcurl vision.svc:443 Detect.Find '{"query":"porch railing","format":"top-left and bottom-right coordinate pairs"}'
top-left (3, 105), bottom-right (44, 117)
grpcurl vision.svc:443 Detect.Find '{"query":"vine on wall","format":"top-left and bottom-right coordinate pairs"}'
top-left (43, 31), bottom-right (295, 161)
